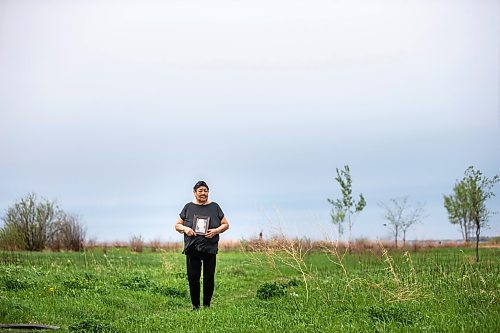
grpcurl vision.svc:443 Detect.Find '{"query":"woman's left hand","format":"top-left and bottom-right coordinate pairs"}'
top-left (205, 229), bottom-right (219, 239)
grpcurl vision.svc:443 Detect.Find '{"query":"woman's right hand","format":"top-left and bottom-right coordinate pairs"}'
top-left (184, 227), bottom-right (195, 237)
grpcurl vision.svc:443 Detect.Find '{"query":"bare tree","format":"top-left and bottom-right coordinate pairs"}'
top-left (379, 196), bottom-right (426, 248)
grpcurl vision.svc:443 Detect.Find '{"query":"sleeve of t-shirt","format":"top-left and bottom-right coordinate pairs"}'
top-left (217, 204), bottom-right (224, 220)
top-left (179, 204), bottom-right (188, 220)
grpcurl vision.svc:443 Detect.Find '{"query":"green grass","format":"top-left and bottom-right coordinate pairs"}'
top-left (0, 247), bottom-right (498, 332)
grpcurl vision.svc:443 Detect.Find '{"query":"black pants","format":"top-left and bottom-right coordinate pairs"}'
top-left (186, 250), bottom-right (217, 308)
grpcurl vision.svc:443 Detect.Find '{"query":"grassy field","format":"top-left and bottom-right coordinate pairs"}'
top-left (0, 246), bottom-right (498, 332)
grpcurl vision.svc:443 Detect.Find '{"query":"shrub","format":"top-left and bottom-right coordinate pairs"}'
top-left (50, 214), bottom-right (86, 252)
top-left (119, 273), bottom-right (153, 291)
top-left (487, 236), bottom-right (500, 245)
top-left (1, 193), bottom-right (59, 251)
top-left (149, 238), bottom-right (162, 252)
top-left (129, 235), bottom-right (144, 253)
top-left (0, 193), bottom-right (86, 251)
top-left (286, 277), bottom-right (300, 287)
top-left (256, 281), bottom-right (286, 300)
top-left (0, 226), bottom-right (25, 251)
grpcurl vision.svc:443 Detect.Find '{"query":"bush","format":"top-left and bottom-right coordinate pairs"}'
top-left (0, 193), bottom-right (86, 251)
top-left (0, 226), bottom-right (25, 251)
top-left (256, 281), bottom-right (286, 300)
top-left (0, 193), bottom-right (59, 251)
top-left (487, 236), bottom-right (500, 245)
top-left (129, 235), bottom-right (144, 253)
top-left (149, 238), bottom-right (162, 252)
top-left (50, 214), bottom-right (86, 252)
top-left (119, 272), bottom-right (153, 291)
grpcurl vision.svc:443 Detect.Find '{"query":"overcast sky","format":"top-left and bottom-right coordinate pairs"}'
top-left (1, 0), bottom-right (499, 243)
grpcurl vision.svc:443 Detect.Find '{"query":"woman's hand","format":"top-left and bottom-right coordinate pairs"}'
top-left (204, 229), bottom-right (219, 239)
top-left (183, 227), bottom-right (195, 237)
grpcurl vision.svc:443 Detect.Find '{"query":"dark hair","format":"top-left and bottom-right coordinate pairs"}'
top-left (193, 181), bottom-right (209, 191)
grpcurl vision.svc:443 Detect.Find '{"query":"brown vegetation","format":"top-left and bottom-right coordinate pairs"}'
top-left (74, 237), bottom-right (500, 254)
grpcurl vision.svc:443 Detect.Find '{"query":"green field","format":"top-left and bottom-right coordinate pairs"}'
top-left (0, 246), bottom-right (498, 332)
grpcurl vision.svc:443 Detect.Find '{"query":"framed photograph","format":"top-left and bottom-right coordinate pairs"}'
top-left (193, 215), bottom-right (210, 235)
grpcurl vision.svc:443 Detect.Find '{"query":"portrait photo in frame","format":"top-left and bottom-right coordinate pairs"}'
top-left (193, 215), bottom-right (210, 235)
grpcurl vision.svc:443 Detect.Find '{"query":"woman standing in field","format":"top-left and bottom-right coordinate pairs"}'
top-left (175, 181), bottom-right (230, 310)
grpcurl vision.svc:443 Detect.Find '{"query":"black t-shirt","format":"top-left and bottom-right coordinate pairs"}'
top-left (179, 202), bottom-right (224, 254)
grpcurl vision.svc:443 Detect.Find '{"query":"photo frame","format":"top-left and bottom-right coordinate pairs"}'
top-left (193, 215), bottom-right (210, 235)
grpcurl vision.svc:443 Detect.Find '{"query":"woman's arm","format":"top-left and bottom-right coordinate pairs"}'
top-left (205, 216), bottom-right (229, 239)
top-left (175, 217), bottom-right (195, 236)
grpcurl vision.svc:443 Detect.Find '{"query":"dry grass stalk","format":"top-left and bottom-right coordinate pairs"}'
top-left (370, 242), bottom-right (430, 303)
top-left (246, 236), bottom-right (315, 302)
top-left (149, 239), bottom-right (162, 253)
top-left (129, 235), bottom-right (144, 253)
top-left (323, 243), bottom-right (364, 303)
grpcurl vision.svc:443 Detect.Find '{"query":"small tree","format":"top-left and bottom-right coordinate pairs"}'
top-left (327, 165), bottom-right (366, 250)
top-left (329, 199), bottom-right (345, 241)
top-left (379, 196), bottom-right (426, 248)
top-left (444, 166), bottom-right (499, 262)
top-left (462, 166), bottom-right (499, 262)
top-left (444, 182), bottom-right (473, 243)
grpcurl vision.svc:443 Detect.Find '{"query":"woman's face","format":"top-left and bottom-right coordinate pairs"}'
top-left (194, 186), bottom-right (209, 204)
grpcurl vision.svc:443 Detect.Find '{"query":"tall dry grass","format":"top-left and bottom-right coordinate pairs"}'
top-left (79, 237), bottom-right (485, 254)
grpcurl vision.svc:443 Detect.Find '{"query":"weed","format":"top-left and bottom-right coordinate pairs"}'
top-left (63, 272), bottom-right (95, 291)
top-left (118, 272), bottom-right (154, 291)
top-left (226, 266), bottom-right (247, 277)
top-left (256, 281), bottom-right (286, 300)
top-left (370, 246), bottom-right (431, 303)
top-left (248, 236), bottom-right (315, 301)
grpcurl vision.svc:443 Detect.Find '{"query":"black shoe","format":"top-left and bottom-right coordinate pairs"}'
top-left (192, 306), bottom-right (200, 311)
